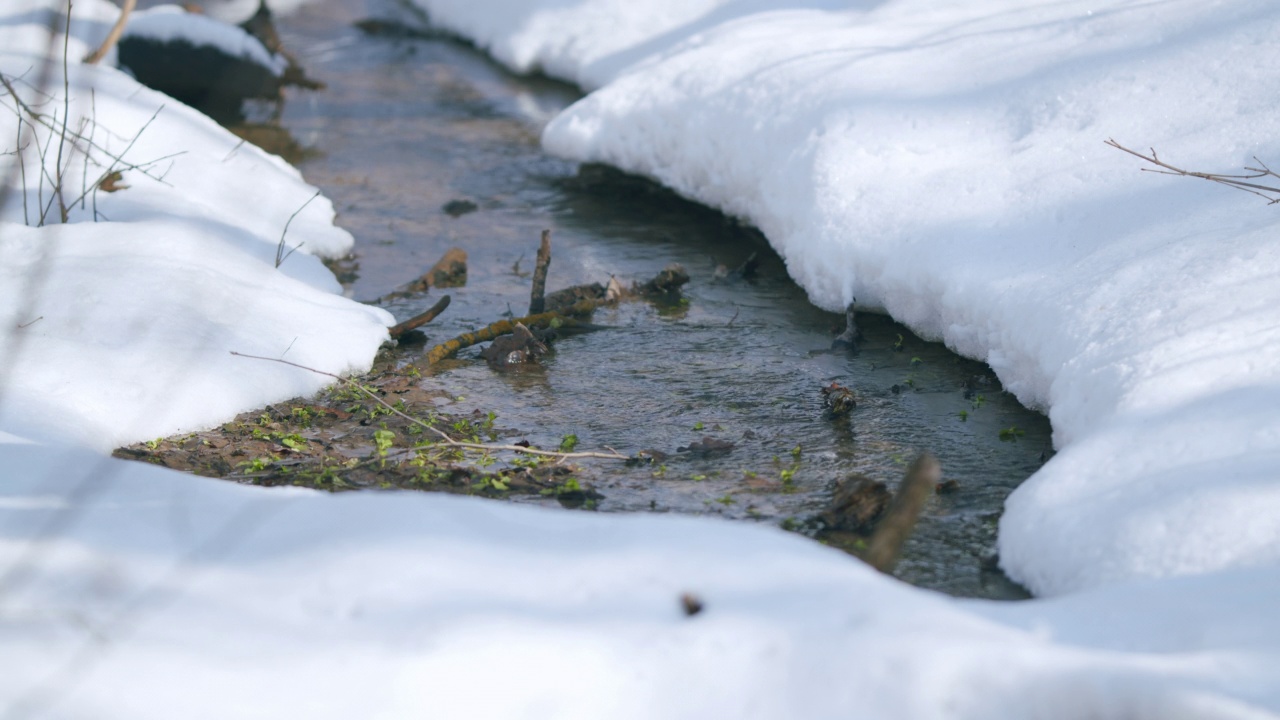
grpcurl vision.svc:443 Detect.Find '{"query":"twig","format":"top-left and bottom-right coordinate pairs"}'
top-left (229, 351), bottom-right (629, 461)
top-left (275, 190), bottom-right (319, 268)
top-left (861, 453), bottom-right (940, 573)
top-left (1106, 138), bottom-right (1280, 204)
top-left (83, 0), bottom-right (136, 65)
top-left (529, 229), bottom-right (551, 314)
top-left (17, 316), bottom-right (43, 328)
top-left (388, 295), bottom-right (450, 338)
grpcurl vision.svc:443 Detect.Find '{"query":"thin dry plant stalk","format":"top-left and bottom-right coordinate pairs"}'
top-left (83, 0), bottom-right (136, 65)
top-left (229, 351), bottom-right (629, 462)
top-left (1106, 138), bottom-right (1280, 204)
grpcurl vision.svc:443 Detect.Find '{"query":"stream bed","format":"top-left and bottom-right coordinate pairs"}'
top-left (193, 0), bottom-right (1054, 599)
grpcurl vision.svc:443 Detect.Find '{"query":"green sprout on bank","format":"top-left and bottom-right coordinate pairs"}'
top-left (999, 426), bottom-right (1025, 442)
top-left (559, 434), bottom-right (579, 452)
top-left (541, 478), bottom-right (583, 496)
top-left (373, 428), bottom-right (396, 466)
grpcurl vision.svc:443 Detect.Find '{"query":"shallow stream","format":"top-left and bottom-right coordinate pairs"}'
top-left (223, 0), bottom-right (1052, 599)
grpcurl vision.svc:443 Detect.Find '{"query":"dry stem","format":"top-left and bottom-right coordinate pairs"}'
top-left (229, 351), bottom-right (628, 462)
top-left (1106, 138), bottom-right (1280, 204)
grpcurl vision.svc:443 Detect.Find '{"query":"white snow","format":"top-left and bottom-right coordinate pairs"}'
top-left (123, 6), bottom-right (288, 76)
top-left (0, 0), bottom-right (392, 451)
top-left (5, 0), bottom-right (1280, 716)
top-left (6, 443), bottom-right (1280, 719)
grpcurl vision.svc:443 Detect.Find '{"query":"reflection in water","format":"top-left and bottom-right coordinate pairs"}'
top-left (217, 0), bottom-right (1054, 599)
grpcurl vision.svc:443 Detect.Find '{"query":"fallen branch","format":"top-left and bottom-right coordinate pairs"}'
top-left (423, 297), bottom-right (603, 365)
top-left (388, 295), bottom-right (450, 338)
top-left (229, 351), bottom-right (628, 462)
top-left (1106, 138), bottom-right (1280, 204)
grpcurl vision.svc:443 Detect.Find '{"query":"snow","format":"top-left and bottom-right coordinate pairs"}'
top-left (123, 6), bottom-right (288, 76)
top-left (0, 0), bottom-right (392, 451)
top-left (5, 0), bottom-right (1280, 716)
top-left (6, 442), bottom-right (1280, 719)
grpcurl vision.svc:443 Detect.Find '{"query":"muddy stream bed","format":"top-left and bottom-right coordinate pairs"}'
top-left (120, 0), bottom-right (1053, 599)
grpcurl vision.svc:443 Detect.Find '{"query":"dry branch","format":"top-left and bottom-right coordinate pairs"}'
top-left (388, 295), bottom-right (450, 338)
top-left (1106, 138), bottom-right (1280, 204)
top-left (422, 298), bottom-right (603, 365)
top-left (84, 0), bottom-right (137, 65)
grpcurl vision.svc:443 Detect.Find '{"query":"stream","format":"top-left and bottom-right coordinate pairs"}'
top-left (212, 0), bottom-right (1052, 599)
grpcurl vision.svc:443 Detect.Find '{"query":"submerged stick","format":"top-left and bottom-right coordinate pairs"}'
top-left (388, 295), bottom-right (450, 338)
top-left (423, 298), bottom-right (601, 365)
top-left (861, 453), bottom-right (940, 573)
top-left (529, 229), bottom-right (551, 314)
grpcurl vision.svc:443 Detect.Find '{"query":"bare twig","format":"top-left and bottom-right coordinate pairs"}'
top-left (229, 351), bottom-right (629, 462)
top-left (275, 190), bottom-right (319, 267)
top-left (83, 0), bottom-right (136, 65)
top-left (1106, 138), bottom-right (1280, 204)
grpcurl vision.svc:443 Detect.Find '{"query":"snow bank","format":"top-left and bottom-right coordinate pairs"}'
top-left (410, 0), bottom-right (1280, 596)
top-left (5, 443), bottom-right (1279, 719)
top-left (0, 2), bottom-right (392, 451)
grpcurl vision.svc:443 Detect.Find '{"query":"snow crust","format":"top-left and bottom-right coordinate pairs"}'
top-left (0, 2), bottom-right (392, 451)
top-left (5, 443), bottom-right (1280, 719)
top-left (411, 0), bottom-right (1280, 597)
top-left (123, 6), bottom-right (288, 76)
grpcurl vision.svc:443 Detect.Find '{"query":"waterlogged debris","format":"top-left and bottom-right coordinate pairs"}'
top-left (406, 247), bottom-right (468, 292)
top-left (821, 382), bottom-right (857, 417)
top-left (626, 449), bottom-right (670, 466)
top-left (818, 475), bottom-right (890, 534)
top-left (479, 322), bottom-right (547, 369)
top-left (637, 263), bottom-right (690, 296)
top-left (936, 479), bottom-right (961, 495)
top-left (529, 229), bottom-right (553, 314)
top-left (546, 282), bottom-right (607, 313)
top-left (441, 199), bottom-right (478, 217)
top-left (677, 436), bottom-right (735, 457)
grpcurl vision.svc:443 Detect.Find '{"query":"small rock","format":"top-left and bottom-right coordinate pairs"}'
top-left (677, 436), bottom-right (735, 457)
top-left (819, 474), bottom-right (890, 534)
top-left (936, 479), bottom-right (961, 495)
top-left (680, 592), bottom-right (704, 617)
top-left (442, 199), bottom-right (479, 217)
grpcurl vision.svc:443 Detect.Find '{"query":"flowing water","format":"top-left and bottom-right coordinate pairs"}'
top-left (217, 0), bottom-right (1052, 599)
